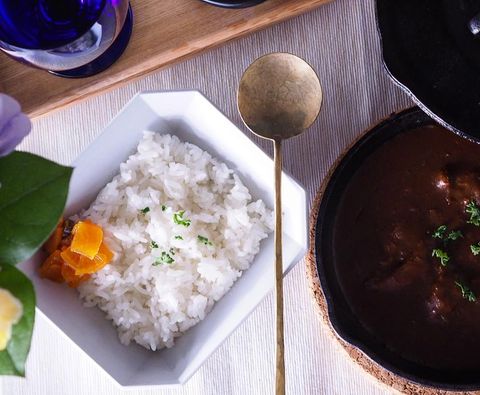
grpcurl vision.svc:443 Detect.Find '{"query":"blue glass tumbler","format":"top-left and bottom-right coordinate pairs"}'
top-left (0, 0), bottom-right (133, 78)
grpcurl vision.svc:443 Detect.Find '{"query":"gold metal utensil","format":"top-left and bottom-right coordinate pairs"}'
top-left (238, 53), bottom-right (322, 395)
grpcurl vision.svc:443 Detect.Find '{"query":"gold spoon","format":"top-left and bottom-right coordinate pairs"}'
top-left (238, 52), bottom-right (322, 395)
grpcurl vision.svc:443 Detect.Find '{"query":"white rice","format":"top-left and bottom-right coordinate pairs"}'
top-left (77, 132), bottom-right (273, 350)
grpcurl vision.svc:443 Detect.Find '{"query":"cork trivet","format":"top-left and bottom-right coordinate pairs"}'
top-left (305, 113), bottom-right (477, 395)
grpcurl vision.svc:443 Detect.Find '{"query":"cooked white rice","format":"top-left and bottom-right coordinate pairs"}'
top-left (77, 132), bottom-right (273, 350)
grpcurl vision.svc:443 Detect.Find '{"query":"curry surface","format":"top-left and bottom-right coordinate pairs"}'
top-left (335, 125), bottom-right (480, 371)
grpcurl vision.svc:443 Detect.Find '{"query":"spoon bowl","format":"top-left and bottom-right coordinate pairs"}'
top-left (238, 52), bottom-right (322, 140)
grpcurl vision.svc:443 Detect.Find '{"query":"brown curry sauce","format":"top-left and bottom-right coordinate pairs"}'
top-left (335, 125), bottom-right (480, 371)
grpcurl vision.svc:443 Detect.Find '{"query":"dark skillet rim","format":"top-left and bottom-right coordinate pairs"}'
top-left (311, 107), bottom-right (480, 391)
top-left (199, 0), bottom-right (266, 8)
top-left (374, 0), bottom-right (480, 145)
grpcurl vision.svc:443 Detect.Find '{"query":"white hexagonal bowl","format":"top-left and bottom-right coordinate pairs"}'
top-left (20, 91), bottom-right (307, 387)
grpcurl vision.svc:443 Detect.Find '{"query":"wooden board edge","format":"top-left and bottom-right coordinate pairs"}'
top-left (29, 0), bottom-right (332, 119)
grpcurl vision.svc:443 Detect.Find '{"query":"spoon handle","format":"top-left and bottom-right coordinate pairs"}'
top-left (274, 139), bottom-right (285, 395)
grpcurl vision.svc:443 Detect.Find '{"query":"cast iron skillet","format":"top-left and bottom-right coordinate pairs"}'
top-left (376, 0), bottom-right (480, 142)
top-left (312, 107), bottom-right (480, 390)
top-left (199, 0), bottom-right (265, 8)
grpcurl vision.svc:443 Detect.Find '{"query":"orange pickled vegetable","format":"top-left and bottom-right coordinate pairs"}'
top-left (40, 220), bottom-right (113, 288)
top-left (61, 243), bottom-right (114, 276)
top-left (39, 250), bottom-right (64, 283)
top-left (75, 243), bottom-right (113, 275)
top-left (60, 247), bottom-right (82, 269)
top-left (44, 220), bottom-right (64, 255)
top-left (74, 256), bottom-right (106, 276)
top-left (70, 221), bottom-right (103, 259)
top-left (98, 242), bottom-right (114, 262)
top-left (61, 264), bottom-right (89, 288)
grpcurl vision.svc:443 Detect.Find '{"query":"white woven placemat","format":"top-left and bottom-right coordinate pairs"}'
top-left (1, 0), bottom-right (412, 393)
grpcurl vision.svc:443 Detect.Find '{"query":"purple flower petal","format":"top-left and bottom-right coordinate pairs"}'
top-left (0, 113), bottom-right (32, 156)
top-left (0, 93), bottom-right (21, 130)
top-left (0, 94), bottom-right (31, 157)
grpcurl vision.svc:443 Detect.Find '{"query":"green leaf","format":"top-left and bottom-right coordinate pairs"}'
top-left (0, 151), bottom-right (72, 266)
top-left (0, 265), bottom-right (35, 376)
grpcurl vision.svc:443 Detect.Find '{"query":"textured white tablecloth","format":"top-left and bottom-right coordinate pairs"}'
top-left (1, 0), bottom-right (413, 393)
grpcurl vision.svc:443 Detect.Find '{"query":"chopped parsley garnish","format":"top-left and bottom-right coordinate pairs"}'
top-left (153, 251), bottom-right (175, 265)
top-left (174, 235), bottom-right (183, 240)
top-left (161, 205), bottom-right (167, 211)
top-left (169, 247), bottom-right (175, 255)
top-left (432, 225), bottom-right (462, 241)
top-left (197, 235), bottom-right (213, 246)
top-left (455, 281), bottom-right (477, 302)
top-left (140, 207), bottom-right (150, 214)
top-left (150, 241), bottom-right (159, 249)
top-left (433, 225), bottom-right (447, 239)
top-left (432, 248), bottom-right (450, 267)
top-left (173, 210), bottom-right (191, 227)
top-left (471, 243), bottom-right (480, 256)
top-left (466, 201), bottom-right (480, 226)
top-left (447, 230), bottom-right (463, 241)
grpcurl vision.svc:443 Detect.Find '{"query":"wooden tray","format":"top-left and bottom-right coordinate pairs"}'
top-left (0, 0), bottom-right (330, 119)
